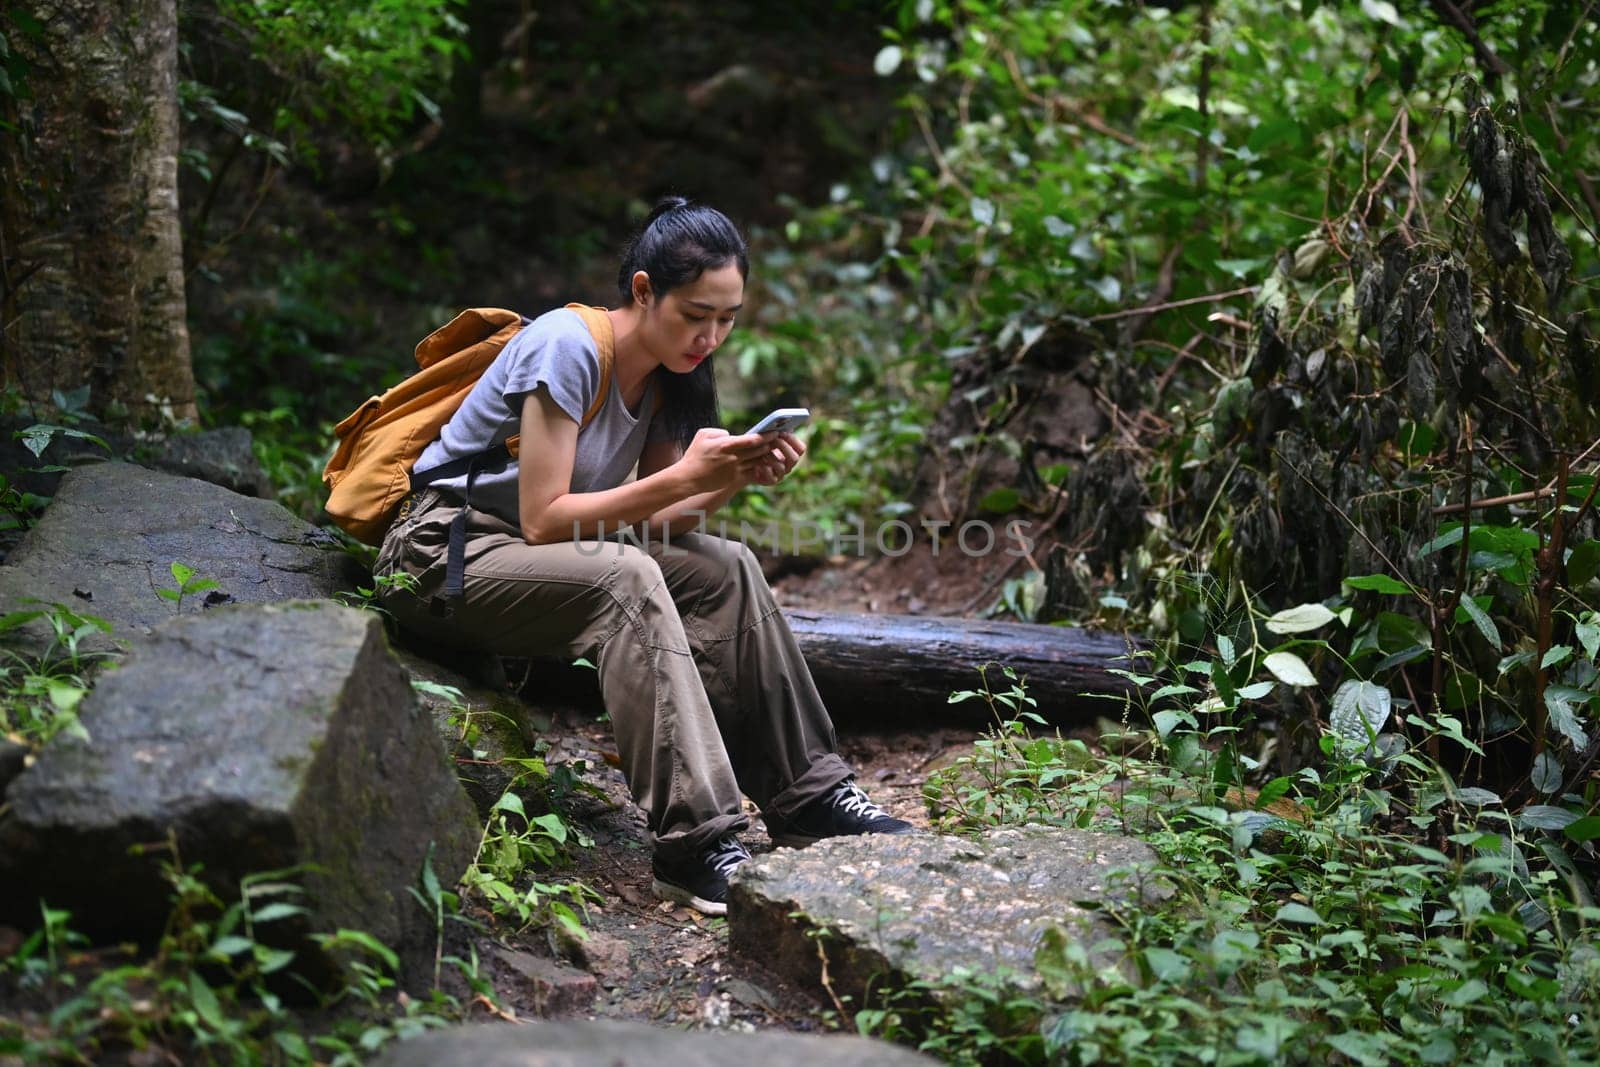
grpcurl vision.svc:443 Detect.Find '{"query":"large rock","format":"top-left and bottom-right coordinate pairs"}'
top-left (0, 419), bottom-right (270, 501)
top-left (729, 826), bottom-right (1169, 1007)
top-left (146, 427), bottom-right (273, 498)
top-left (0, 601), bottom-right (479, 989)
top-left (370, 1019), bottom-right (939, 1067)
top-left (0, 462), bottom-right (354, 657)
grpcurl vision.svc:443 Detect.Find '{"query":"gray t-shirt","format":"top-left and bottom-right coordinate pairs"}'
top-left (412, 307), bottom-right (666, 527)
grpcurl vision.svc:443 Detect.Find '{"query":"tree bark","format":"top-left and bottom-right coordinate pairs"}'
top-left (0, 0), bottom-right (197, 425)
top-left (515, 610), bottom-right (1143, 729)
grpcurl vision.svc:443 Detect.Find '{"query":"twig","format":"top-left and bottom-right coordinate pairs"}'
top-left (814, 938), bottom-right (848, 1017)
top-left (999, 49), bottom-right (1137, 147)
top-left (1428, 0), bottom-right (1511, 80)
top-left (1433, 487), bottom-right (1556, 515)
top-left (911, 106), bottom-right (973, 200)
top-left (1086, 286), bottom-right (1257, 323)
top-left (1430, 436), bottom-right (1596, 515)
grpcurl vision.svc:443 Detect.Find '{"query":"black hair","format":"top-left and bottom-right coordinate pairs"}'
top-left (617, 197), bottom-right (749, 448)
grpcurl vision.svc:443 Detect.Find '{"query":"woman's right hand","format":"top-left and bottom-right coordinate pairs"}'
top-left (680, 427), bottom-right (772, 494)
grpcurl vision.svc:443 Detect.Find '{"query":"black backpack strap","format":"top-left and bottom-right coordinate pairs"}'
top-left (411, 442), bottom-right (512, 599)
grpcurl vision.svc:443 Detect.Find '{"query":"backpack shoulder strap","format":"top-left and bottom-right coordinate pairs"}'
top-left (564, 303), bottom-right (615, 428)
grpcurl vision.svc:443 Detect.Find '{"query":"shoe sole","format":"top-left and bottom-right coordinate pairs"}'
top-left (651, 878), bottom-right (727, 917)
top-left (768, 831), bottom-right (824, 849)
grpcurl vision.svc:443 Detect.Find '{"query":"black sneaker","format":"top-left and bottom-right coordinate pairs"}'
top-left (764, 779), bottom-right (916, 848)
top-left (650, 835), bottom-right (751, 916)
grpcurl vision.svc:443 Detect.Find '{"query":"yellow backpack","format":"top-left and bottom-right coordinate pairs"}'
top-left (321, 302), bottom-right (618, 546)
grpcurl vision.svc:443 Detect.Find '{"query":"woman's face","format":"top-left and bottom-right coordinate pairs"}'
top-left (636, 262), bottom-right (744, 374)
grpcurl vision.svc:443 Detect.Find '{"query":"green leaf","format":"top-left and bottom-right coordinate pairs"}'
top-left (1443, 978), bottom-right (1488, 1007)
top-left (1143, 946), bottom-right (1190, 982)
top-left (1361, 0), bottom-right (1403, 25)
top-left (977, 487), bottom-right (1020, 514)
top-left (1454, 787), bottom-right (1501, 807)
top-left (1563, 816), bottom-right (1600, 843)
top-left (188, 972), bottom-right (226, 1031)
top-left (170, 561), bottom-right (195, 586)
top-left (1237, 681), bottom-right (1275, 700)
top-left (1275, 902), bottom-right (1323, 925)
top-left (156, 588), bottom-right (180, 602)
top-left (1420, 525), bottom-right (1464, 556)
top-left (1265, 603), bottom-right (1337, 635)
top-left (1456, 595), bottom-right (1502, 650)
top-left (1214, 257), bottom-right (1267, 279)
top-left (1517, 806), bottom-right (1579, 831)
top-left (209, 935), bottom-right (255, 957)
top-left (251, 902), bottom-right (306, 924)
top-left (1532, 751), bottom-right (1563, 795)
top-left (1345, 573), bottom-right (1411, 595)
top-left (1544, 688), bottom-right (1591, 749)
top-left (1330, 680), bottom-right (1391, 745)
top-left (1152, 709), bottom-right (1183, 739)
top-left (1577, 613), bottom-right (1600, 662)
top-left (1541, 645), bottom-right (1573, 670)
top-left (1569, 540), bottom-right (1600, 585)
top-left (1263, 651), bottom-right (1317, 687)
top-left (492, 791), bottom-right (527, 818)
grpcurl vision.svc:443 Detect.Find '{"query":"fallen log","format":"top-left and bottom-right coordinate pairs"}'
top-left (511, 610), bottom-right (1143, 729)
top-left (782, 609), bottom-right (1142, 726)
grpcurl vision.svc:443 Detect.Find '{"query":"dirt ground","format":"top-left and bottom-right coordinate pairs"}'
top-left (470, 552), bottom-right (1001, 1033)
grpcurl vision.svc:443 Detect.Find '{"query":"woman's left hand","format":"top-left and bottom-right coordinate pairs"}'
top-left (743, 431), bottom-right (805, 486)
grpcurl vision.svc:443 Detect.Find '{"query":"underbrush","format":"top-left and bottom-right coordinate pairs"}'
top-left (867, 648), bottom-right (1600, 1065)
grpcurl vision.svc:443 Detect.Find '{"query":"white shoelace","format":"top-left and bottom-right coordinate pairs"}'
top-left (704, 837), bottom-right (751, 878)
top-left (832, 780), bottom-right (889, 819)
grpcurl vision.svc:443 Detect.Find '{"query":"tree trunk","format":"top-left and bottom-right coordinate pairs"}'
top-left (0, 0), bottom-right (196, 425)
top-left (512, 610), bottom-right (1143, 729)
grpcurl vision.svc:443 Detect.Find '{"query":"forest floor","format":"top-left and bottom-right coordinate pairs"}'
top-left (467, 550), bottom-right (1003, 1034)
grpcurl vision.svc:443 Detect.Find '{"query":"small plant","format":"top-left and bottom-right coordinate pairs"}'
top-left (155, 561), bottom-right (221, 612)
top-left (336, 569), bottom-right (419, 616)
top-left (0, 601), bottom-right (115, 744)
top-left (461, 786), bottom-right (598, 939)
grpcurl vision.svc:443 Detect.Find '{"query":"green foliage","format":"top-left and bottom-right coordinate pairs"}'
top-left (0, 601), bottom-right (114, 745)
top-left (0, 845), bottom-right (497, 1064)
top-left (893, 651), bottom-right (1600, 1066)
top-left (416, 679), bottom-right (600, 938)
top-left (188, 0), bottom-right (468, 170)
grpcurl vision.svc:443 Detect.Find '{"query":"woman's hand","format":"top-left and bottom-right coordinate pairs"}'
top-left (744, 431), bottom-right (805, 486)
top-left (680, 427), bottom-right (774, 494)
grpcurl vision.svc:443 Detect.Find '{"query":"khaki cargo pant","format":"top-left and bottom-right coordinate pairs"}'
top-left (374, 490), bottom-right (852, 860)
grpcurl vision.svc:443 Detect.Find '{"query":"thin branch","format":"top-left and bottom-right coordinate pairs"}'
top-left (1086, 286), bottom-right (1257, 322)
top-left (1428, 0), bottom-right (1511, 80)
top-left (911, 106), bottom-right (973, 200)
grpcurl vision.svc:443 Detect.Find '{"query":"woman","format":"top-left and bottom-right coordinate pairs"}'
top-left (375, 197), bottom-right (911, 916)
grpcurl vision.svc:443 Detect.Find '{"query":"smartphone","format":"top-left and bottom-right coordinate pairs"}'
top-left (746, 407), bottom-right (811, 436)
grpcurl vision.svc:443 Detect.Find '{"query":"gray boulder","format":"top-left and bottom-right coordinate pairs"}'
top-left (370, 1019), bottom-right (939, 1067)
top-left (146, 427), bottom-right (273, 498)
top-left (0, 419), bottom-right (270, 501)
top-left (0, 600), bottom-right (479, 989)
top-left (0, 462), bottom-right (355, 658)
top-left (729, 826), bottom-right (1169, 1007)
